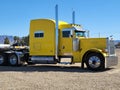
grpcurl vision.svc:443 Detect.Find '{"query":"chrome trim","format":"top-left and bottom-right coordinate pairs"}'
top-left (105, 38), bottom-right (118, 68)
top-left (31, 56), bottom-right (54, 61)
top-left (31, 56), bottom-right (55, 64)
top-left (73, 38), bottom-right (79, 51)
top-left (107, 38), bottom-right (116, 55)
top-left (55, 5), bottom-right (59, 59)
top-left (88, 56), bottom-right (101, 68)
top-left (105, 56), bottom-right (118, 68)
top-left (106, 37), bottom-right (110, 55)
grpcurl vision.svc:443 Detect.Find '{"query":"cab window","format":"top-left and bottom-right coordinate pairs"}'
top-left (34, 31), bottom-right (44, 38)
top-left (62, 29), bottom-right (71, 38)
top-left (75, 31), bottom-right (85, 37)
top-left (62, 31), bottom-right (70, 37)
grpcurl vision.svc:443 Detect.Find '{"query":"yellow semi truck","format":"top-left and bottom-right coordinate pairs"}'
top-left (27, 18), bottom-right (118, 70)
top-left (0, 5), bottom-right (118, 71)
top-left (0, 18), bottom-right (118, 71)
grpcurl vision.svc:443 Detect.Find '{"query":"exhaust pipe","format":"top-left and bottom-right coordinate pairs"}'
top-left (55, 4), bottom-right (58, 59)
top-left (72, 11), bottom-right (75, 24)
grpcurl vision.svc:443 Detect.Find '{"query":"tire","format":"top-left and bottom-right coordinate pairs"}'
top-left (0, 53), bottom-right (6, 65)
top-left (8, 54), bottom-right (18, 66)
top-left (86, 53), bottom-right (105, 71)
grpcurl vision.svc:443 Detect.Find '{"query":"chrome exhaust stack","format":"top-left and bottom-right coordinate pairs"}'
top-left (55, 4), bottom-right (59, 60)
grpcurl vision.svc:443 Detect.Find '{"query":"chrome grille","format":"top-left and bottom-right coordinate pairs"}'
top-left (108, 39), bottom-right (115, 55)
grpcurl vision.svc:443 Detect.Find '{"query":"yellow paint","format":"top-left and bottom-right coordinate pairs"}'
top-left (73, 38), bottom-right (107, 62)
top-left (30, 19), bottom-right (107, 63)
top-left (30, 19), bottom-right (68, 56)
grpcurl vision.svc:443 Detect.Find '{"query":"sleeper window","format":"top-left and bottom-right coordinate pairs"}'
top-left (34, 31), bottom-right (44, 38)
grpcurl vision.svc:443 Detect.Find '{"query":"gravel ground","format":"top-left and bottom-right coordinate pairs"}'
top-left (0, 49), bottom-right (120, 90)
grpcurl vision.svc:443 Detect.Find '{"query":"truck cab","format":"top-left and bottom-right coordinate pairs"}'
top-left (29, 19), bottom-right (118, 70)
top-left (59, 24), bottom-right (85, 56)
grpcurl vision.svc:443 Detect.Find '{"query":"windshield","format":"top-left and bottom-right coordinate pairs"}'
top-left (75, 31), bottom-right (86, 37)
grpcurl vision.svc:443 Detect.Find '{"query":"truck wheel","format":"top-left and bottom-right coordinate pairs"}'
top-left (8, 54), bottom-right (18, 66)
top-left (86, 53), bottom-right (104, 71)
top-left (0, 54), bottom-right (6, 65)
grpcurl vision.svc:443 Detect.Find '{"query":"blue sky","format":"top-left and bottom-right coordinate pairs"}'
top-left (0, 0), bottom-right (120, 40)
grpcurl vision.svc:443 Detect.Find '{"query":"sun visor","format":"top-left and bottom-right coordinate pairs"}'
top-left (72, 26), bottom-right (85, 32)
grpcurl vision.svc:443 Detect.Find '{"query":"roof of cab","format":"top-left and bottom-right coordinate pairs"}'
top-left (31, 18), bottom-right (68, 26)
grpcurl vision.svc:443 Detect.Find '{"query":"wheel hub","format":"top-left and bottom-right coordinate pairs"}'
top-left (89, 56), bottom-right (101, 68)
top-left (10, 55), bottom-right (17, 65)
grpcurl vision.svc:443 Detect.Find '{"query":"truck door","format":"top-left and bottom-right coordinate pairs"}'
top-left (59, 28), bottom-right (73, 56)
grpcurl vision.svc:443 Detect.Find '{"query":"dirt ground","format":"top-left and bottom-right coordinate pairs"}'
top-left (0, 49), bottom-right (120, 90)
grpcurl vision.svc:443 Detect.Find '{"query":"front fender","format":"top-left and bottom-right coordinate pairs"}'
top-left (82, 48), bottom-right (106, 62)
top-left (86, 48), bottom-right (106, 56)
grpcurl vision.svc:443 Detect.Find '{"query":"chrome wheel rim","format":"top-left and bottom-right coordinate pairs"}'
top-left (88, 56), bottom-right (101, 68)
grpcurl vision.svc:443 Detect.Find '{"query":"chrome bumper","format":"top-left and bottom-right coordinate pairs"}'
top-left (105, 56), bottom-right (118, 68)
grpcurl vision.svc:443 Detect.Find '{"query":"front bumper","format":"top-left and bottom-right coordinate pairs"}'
top-left (105, 56), bottom-right (118, 68)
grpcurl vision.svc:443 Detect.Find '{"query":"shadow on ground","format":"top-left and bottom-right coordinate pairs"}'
top-left (0, 64), bottom-right (114, 73)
